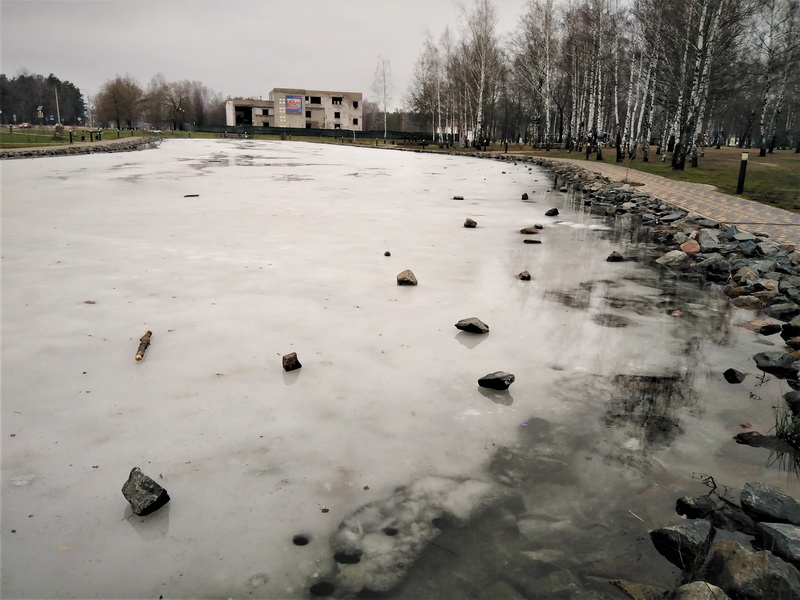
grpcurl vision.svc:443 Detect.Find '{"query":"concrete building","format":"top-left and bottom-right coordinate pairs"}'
top-left (226, 98), bottom-right (274, 128)
top-left (225, 88), bottom-right (363, 131)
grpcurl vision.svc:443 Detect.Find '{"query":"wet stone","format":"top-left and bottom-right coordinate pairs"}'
top-left (517, 270), bottom-right (531, 280)
top-left (655, 250), bottom-right (688, 267)
top-left (121, 467), bottom-right (170, 516)
top-left (478, 371), bottom-right (515, 390)
top-left (671, 582), bottom-right (731, 600)
top-left (606, 251), bottom-right (625, 262)
top-left (519, 226), bottom-right (540, 234)
top-left (757, 523), bottom-right (800, 568)
top-left (734, 431), bottom-right (795, 453)
top-left (545, 208), bottom-right (559, 216)
top-left (741, 481), bottom-right (800, 525)
top-left (723, 368), bottom-right (747, 384)
top-left (309, 581), bottom-right (336, 597)
top-left (785, 391), bottom-right (800, 416)
top-left (650, 519), bottom-right (715, 570)
top-left (705, 539), bottom-right (800, 599)
top-left (464, 218), bottom-right (477, 228)
top-left (676, 496), bottom-right (716, 518)
top-left (611, 580), bottom-right (670, 600)
top-left (396, 269), bottom-right (418, 286)
top-left (753, 351), bottom-right (800, 379)
top-left (659, 211), bottom-right (687, 223)
top-left (455, 317), bottom-right (489, 334)
top-left (736, 318), bottom-right (782, 335)
top-left (282, 352), bottom-right (302, 371)
top-left (730, 295), bottom-right (763, 309)
top-left (680, 239), bottom-right (701, 255)
top-left (523, 239), bottom-right (542, 244)
top-left (293, 534), bottom-right (310, 546)
top-left (764, 302), bottom-right (800, 321)
top-left (521, 193), bottom-right (528, 200)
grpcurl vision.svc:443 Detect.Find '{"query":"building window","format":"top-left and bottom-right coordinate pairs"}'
top-left (305, 110), bottom-right (311, 118)
top-left (306, 123), bottom-right (312, 129)
top-left (309, 96), bottom-right (321, 105)
top-left (334, 124), bottom-right (341, 129)
top-left (353, 118), bottom-right (359, 125)
top-left (353, 101), bottom-right (359, 109)
top-left (334, 112), bottom-right (341, 119)
top-left (332, 97), bottom-right (343, 105)
top-left (305, 96), bottom-right (309, 102)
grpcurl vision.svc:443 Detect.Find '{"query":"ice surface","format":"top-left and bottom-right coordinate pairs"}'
top-left (2, 139), bottom-right (799, 599)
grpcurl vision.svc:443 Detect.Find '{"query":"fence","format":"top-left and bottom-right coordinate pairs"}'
top-left (183, 124), bottom-right (437, 142)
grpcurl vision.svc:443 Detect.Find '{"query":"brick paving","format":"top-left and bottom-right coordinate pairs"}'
top-left (552, 158), bottom-right (800, 248)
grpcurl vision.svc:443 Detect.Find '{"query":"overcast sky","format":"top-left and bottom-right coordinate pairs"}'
top-left (1, 0), bottom-right (530, 109)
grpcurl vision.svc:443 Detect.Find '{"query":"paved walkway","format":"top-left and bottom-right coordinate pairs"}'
top-left (549, 158), bottom-right (800, 248)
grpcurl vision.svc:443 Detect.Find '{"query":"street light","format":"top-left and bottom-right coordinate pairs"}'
top-left (736, 152), bottom-right (749, 194)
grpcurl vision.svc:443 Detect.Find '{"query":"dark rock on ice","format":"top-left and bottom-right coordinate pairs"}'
top-left (478, 371), bottom-right (515, 390)
top-left (122, 467), bottom-right (170, 516)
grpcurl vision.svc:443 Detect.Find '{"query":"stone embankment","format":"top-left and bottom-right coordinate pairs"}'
top-left (0, 137), bottom-right (158, 160)
top-left (505, 153), bottom-right (800, 599)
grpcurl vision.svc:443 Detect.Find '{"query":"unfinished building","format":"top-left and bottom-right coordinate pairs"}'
top-left (225, 88), bottom-right (363, 131)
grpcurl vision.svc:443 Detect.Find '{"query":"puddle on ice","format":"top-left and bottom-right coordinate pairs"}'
top-left (2, 139), bottom-right (799, 599)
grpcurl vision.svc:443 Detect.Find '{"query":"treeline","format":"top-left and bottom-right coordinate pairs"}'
top-left (405, 0), bottom-right (800, 168)
top-left (94, 74), bottom-right (226, 130)
top-left (0, 72), bottom-right (86, 125)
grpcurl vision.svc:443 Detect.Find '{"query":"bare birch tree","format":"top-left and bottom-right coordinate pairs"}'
top-left (371, 56), bottom-right (392, 138)
top-left (513, 0), bottom-right (558, 147)
top-left (459, 0), bottom-right (500, 145)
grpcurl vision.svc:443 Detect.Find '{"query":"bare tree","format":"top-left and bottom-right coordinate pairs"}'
top-left (512, 0), bottom-right (558, 148)
top-left (755, 0), bottom-right (799, 155)
top-left (95, 75), bottom-right (143, 128)
top-left (162, 80), bottom-right (192, 130)
top-left (142, 74), bottom-right (167, 129)
top-left (371, 56), bottom-right (392, 138)
top-left (407, 32), bottom-right (442, 139)
top-left (459, 0), bottom-right (500, 145)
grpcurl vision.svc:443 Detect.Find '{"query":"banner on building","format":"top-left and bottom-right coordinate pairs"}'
top-left (285, 95), bottom-right (302, 113)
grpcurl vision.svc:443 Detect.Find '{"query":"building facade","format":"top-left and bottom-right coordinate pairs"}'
top-left (225, 88), bottom-right (363, 131)
top-left (225, 98), bottom-right (274, 128)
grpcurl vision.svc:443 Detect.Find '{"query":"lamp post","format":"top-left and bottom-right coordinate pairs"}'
top-left (736, 152), bottom-right (749, 194)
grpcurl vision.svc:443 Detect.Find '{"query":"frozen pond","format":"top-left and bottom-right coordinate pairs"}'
top-left (2, 139), bottom-right (799, 599)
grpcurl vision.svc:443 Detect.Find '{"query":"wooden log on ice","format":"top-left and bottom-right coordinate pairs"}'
top-left (135, 330), bottom-right (152, 361)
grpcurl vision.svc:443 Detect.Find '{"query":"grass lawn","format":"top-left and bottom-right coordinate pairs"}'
top-left (487, 144), bottom-right (800, 213)
top-left (552, 146), bottom-right (799, 212)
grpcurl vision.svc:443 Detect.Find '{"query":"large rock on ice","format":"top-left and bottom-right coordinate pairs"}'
top-left (122, 467), bottom-right (170, 516)
top-left (396, 269), bottom-right (418, 286)
top-left (455, 318), bottom-right (489, 334)
top-left (478, 371), bottom-right (515, 390)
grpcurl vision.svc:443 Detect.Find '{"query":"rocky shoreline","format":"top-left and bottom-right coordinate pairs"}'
top-left (0, 137), bottom-right (159, 160)
top-left (510, 154), bottom-right (800, 599)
